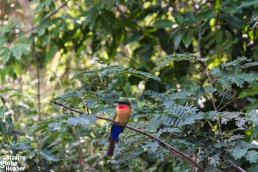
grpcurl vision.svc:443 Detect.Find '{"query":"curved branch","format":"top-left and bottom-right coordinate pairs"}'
top-left (51, 100), bottom-right (205, 171)
top-left (23, 1), bottom-right (69, 34)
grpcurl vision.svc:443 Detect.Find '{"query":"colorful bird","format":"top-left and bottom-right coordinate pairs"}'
top-left (107, 98), bottom-right (131, 156)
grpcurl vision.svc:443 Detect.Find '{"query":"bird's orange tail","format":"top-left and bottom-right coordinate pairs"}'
top-left (107, 139), bottom-right (116, 157)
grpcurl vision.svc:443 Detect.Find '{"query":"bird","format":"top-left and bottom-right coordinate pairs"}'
top-left (107, 98), bottom-right (131, 157)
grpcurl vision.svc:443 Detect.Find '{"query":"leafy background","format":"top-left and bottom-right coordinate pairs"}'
top-left (0, 0), bottom-right (258, 171)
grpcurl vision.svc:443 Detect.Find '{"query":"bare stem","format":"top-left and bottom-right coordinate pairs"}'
top-left (33, 40), bottom-right (41, 120)
top-left (26, 0), bottom-right (41, 120)
top-left (73, 127), bottom-right (86, 171)
top-left (198, 61), bottom-right (223, 143)
top-left (84, 99), bottom-right (90, 115)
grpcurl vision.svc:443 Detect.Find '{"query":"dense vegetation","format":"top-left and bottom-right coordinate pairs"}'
top-left (1, 0), bottom-right (258, 171)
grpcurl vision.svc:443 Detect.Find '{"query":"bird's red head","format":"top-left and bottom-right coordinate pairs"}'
top-left (116, 98), bottom-right (131, 109)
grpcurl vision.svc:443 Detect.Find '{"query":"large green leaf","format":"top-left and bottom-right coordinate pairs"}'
top-left (182, 29), bottom-right (194, 47)
top-left (9, 43), bottom-right (30, 60)
top-left (1, 49), bottom-right (11, 64)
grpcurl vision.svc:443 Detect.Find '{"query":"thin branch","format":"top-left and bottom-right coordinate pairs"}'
top-left (229, 161), bottom-right (246, 172)
top-left (26, 0), bottom-right (41, 120)
top-left (198, 60), bottom-right (223, 143)
top-left (84, 99), bottom-right (90, 115)
top-left (98, 75), bottom-right (119, 99)
top-left (33, 40), bottom-right (41, 121)
top-left (51, 100), bottom-right (205, 171)
top-left (196, 0), bottom-right (213, 11)
top-left (23, 0), bottom-right (69, 34)
top-left (218, 98), bottom-right (236, 111)
top-left (73, 127), bottom-right (86, 171)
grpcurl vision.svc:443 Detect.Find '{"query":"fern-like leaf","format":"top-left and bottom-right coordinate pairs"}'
top-left (154, 53), bottom-right (207, 71)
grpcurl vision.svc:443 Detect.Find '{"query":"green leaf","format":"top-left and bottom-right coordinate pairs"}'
top-left (9, 43), bottom-right (30, 60)
top-left (182, 29), bottom-right (194, 47)
top-left (174, 31), bottom-right (184, 49)
top-left (14, 143), bottom-right (33, 150)
top-left (45, 45), bottom-right (57, 64)
top-left (238, 0), bottom-right (258, 8)
top-left (196, 9), bottom-right (216, 20)
top-left (1, 49), bottom-right (11, 64)
top-left (48, 122), bottom-right (64, 131)
top-left (0, 120), bottom-right (7, 135)
top-left (215, 30), bottom-right (223, 44)
top-left (124, 82), bottom-right (131, 96)
top-left (40, 149), bottom-right (59, 162)
top-left (73, 66), bottom-right (160, 82)
top-left (126, 68), bottom-right (160, 81)
top-left (85, 115), bottom-right (96, 124)
top-left (145, 141), bottom-right (159, 153)
top-left (247, 100), bottom-right (258, 113)
top-left (0, 49), bottom-right (5, 56)
top-left (232, 147), bottom-right (247, 159)
top-left (239, 88), bottom-right (258, 98)
top-left (174, 14), bottom-right (184, 25)
top-left (0, 87), bottom-right (14, 93)
top-left (245, 150), bottom-right (258, 163)
top-left (0, 106), bottom-right (7, 119)
top-left (6, 114), bottom-right (13, 128)
top-left (66, 114), bottom-right (95, 126)
top-left (35, 0), bottom-right (53, 11)
top-left (243, 62), bottom-right (258, 68)
top-left (251, 125), bottom-right (258, 140)
top-left (153, 19), bottom-right (174, 28)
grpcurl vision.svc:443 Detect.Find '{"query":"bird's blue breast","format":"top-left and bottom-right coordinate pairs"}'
top-left (111, 124), bottom-right (123, 141)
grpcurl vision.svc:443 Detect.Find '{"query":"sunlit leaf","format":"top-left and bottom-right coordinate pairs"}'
top-left (9, 43), bottom-right (30, 60)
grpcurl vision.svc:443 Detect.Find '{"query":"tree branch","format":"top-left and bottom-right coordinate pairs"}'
top-left (23, 0), bottom-right (69, 34)
top-left (51, 100), bottom-right (205, 171)
top-left (26, 0), bottom-right (41, 120)
top-left (198, 60), bottom-right (223, 142)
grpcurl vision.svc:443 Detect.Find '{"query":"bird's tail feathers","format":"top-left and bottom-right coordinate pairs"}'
top-left (107, 139), bottom-right (116, 157)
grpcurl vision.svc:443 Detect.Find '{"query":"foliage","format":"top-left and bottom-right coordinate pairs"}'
top-left (1, 0), bottom-right (258, 171)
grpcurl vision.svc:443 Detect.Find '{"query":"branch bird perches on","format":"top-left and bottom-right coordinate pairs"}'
top-left (51, 100), bottom-right (205, 171)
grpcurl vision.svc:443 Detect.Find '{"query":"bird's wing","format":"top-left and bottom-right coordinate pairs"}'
top-left (113, 109), bottom-right (117, 120)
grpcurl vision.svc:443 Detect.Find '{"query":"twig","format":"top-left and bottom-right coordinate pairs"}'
top-left (32, 40), bottom-right (41, 121)
top-left (84, 99), bottom-right (90, 115)
top-left (196, 0), bottom-right (213, 11)
top-left (23, 0), bottom-right (69, 34)
top-left (229, 161), bottom-right (246, 172)
top-left (73, 127), bottom-right (86, 171)
top-left (198, 60), bottom-right (223, 143)
top-left (98, 75), bottom-right (119, 99)
top-left (51, 100), bottom-right (205, 171)
top-left (218, 98), bottom-right (236, 111)
top-left (26, 0), bottom-right (41, 120)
